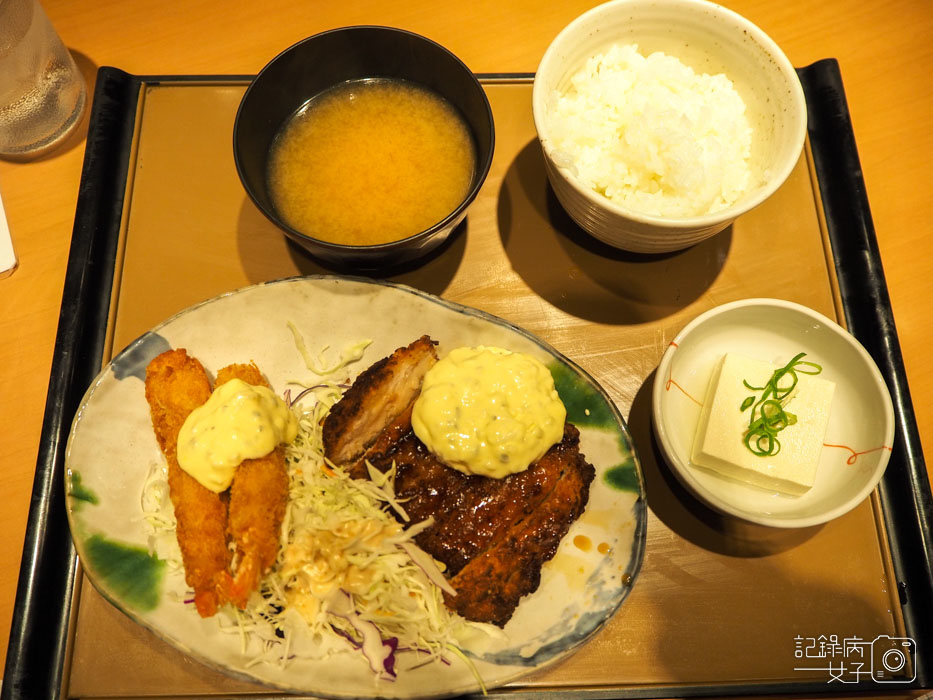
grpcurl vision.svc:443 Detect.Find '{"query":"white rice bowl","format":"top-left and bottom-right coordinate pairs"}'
top-left (532, 0), bottom-right (807, 254)
top-left (547, 44), bottom-right (753, 218)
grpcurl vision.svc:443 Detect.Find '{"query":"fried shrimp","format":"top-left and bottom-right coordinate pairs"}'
top-left (214, 362), bottom-right (290, 609)
top-left (144, 349), bottom-right (233, 618)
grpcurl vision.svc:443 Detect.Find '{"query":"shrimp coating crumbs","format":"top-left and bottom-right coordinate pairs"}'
top-left (144, 350), bottom-right (293, 616)
top-left (144, 349), bottom-right (232, 617)
top-left (215, 362), bottom-right (290, 607)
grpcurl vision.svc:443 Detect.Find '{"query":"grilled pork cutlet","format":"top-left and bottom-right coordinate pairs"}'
top-left (322, 335), bottom-right (437, 474)
top-left (443, 428), bottom-right (593, 626)
top-left (323, 337), bottom-right (596, 627)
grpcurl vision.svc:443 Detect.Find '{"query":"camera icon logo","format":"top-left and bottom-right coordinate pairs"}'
top-left (871, 635), bottom-right (916, 683)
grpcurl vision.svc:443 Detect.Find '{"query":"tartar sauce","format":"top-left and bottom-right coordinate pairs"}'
top-left (177, 378), bottom-right (298, 492)
top-left (411, 346), bottom-right (566, 478)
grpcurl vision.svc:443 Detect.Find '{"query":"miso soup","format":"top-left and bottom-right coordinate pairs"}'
top-left (267, 78), bottom-right (476, 247)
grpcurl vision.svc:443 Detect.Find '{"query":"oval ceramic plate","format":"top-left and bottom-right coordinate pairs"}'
top-left (652, 298), bottom-right (895, 528)
top-left (65, 275), bottom-right (646, 697)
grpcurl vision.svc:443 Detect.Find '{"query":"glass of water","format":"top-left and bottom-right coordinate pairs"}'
top-left (0, 0), bottom-right (87, 160)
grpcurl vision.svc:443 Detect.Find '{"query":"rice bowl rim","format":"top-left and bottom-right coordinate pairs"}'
top-left (531, 0), bottom-right (808, 230)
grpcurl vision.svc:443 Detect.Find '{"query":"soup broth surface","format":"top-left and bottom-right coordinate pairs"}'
top-left (267, 78), bottom-right (476, 247)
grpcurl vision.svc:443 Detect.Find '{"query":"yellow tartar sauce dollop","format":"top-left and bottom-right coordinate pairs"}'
top-left (411, 346), bottom-right (566, 478)
top-left (177, 378), bottom-right (298, 492)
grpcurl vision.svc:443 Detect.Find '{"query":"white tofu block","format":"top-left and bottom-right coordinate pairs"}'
top-left (691, 353), bottom-right (835, 496)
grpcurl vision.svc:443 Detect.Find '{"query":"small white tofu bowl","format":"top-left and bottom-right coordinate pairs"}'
top-left (651, 299), bottom-right (895, 528)
top-left (532, 0), bottom-right (807, 254)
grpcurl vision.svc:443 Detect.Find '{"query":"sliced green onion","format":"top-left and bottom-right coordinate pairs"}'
top-left (741, 353), bottom-right (821, 457)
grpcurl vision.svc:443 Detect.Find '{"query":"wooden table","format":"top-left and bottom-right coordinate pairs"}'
top-left (1, 0), bottom-right (930, 694)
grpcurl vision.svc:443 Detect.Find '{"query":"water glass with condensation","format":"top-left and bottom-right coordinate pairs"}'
top-left (0, 0), bottom-right (86, 160)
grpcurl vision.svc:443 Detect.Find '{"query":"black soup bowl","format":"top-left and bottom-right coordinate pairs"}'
top-left (233, 26), bottom-right (495, 271)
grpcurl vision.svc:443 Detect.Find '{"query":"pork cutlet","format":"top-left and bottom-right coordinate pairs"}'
top-left (323, 337), bottom-right (595, 626)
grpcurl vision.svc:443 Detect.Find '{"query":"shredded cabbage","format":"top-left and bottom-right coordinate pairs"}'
top-left (235, 383), bottom-right (470, 676)
top-left (287, 321), bottom-right (372, 377)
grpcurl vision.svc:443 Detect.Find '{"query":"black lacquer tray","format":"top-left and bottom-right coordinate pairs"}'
top-left (2, 62), bottom-right (930, 699)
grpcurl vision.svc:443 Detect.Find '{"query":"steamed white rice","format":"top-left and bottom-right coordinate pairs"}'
top-left (548, 44), bottom-right (753, 218)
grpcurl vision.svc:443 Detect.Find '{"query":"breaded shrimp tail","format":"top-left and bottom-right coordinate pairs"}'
top-left (145, 349), bottom-right (233, 617)
top-left (215, 362), bottom-right (290, 608)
